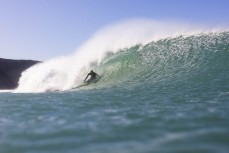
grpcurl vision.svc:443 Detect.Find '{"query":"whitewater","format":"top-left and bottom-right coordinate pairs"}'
top-left (1, 20), bottom-right (229, 153)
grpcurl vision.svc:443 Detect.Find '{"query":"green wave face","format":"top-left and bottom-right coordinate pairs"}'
top-left (92, 32), bottom-right (229, 91)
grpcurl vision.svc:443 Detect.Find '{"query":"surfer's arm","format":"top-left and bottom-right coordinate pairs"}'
top-left (84, 74), bottom-right (89, 82)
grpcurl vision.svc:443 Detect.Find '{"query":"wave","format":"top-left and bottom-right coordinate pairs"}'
top-left (99, 31), bottom-right (229, 88)
top-left (15, 20), bottom-right (229, 93)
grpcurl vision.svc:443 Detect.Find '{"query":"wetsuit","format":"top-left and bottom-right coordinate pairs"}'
top-left (84, 71), bottom-right (99, 82)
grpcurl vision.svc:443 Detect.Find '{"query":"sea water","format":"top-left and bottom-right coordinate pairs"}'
top-left (0, 23), bottom-right (229, 153)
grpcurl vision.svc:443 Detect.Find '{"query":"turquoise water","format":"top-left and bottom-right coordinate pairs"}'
top-left (1, 32), bottom-right (229, 153)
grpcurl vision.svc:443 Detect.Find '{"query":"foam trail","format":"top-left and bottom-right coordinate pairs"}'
top-left (15, 19), bottom-right (221, 93)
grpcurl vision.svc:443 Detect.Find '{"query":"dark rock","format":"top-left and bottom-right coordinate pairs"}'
top-left (0, 58), bottom-right (40, 89)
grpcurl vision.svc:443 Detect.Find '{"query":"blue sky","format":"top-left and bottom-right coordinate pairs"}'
top-left (0, 0), bottom-right (228, 60)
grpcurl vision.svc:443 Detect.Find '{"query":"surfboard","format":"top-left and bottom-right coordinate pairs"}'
top-left (71, 76), bottom-right (102, 89)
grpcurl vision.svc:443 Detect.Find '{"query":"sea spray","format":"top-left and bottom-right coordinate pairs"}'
top-left (15, 19), bottom-right (227, 93)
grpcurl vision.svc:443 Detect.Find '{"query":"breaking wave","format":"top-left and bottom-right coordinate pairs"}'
top-left (15, 20), bottom-right (229, 93)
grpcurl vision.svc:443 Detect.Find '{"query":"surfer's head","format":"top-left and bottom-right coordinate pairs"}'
top-left (90, 70), bottom-right (93, 73)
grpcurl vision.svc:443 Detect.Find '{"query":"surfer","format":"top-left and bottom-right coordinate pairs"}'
top-left (84, 70), bottom-right (100, 83)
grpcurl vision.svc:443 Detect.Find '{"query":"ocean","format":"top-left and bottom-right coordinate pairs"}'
top-left (1, 29), bottom-right (229, 152)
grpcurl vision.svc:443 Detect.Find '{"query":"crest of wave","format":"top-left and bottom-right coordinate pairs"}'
top-left (15, 19), bottom-right (217, 93)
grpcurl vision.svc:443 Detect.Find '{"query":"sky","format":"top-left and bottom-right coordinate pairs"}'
top-left (0, 0), bottom-right (228, 61)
